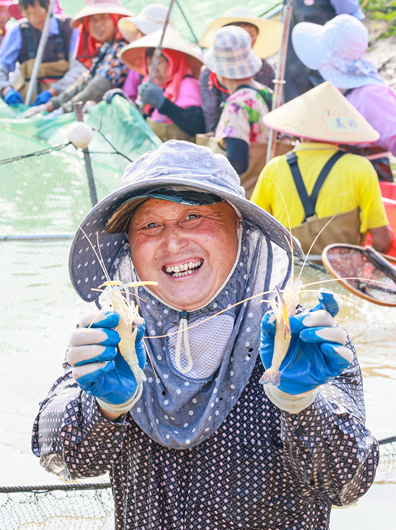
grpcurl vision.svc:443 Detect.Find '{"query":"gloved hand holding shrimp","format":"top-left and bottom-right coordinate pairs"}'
top-left (68, 310), bottom-right (147, 415)
top-left (260, 287), bottom-right (353, 413)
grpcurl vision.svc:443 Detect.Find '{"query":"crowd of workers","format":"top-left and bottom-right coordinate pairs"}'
top-left (1, 0), bottom-right (395, 255)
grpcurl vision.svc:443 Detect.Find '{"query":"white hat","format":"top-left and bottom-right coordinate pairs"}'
top-left (200, 7), bottom-right (282, 60)
top-left (292, 15), bottom-right (385, 89)
top-left (119, 26), bottom-right (203, 78)
top-left (118, 3), bottom-right (175, 42)
top-left (72, 0), bottom-right (133, 29)
top-left (205, 25), bottom-right (262, 80)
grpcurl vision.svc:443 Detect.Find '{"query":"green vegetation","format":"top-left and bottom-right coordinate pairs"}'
top-left (363, 0), bottom-right (396, 37)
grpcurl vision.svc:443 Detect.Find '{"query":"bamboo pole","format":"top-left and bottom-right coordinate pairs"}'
top-left (266, 0), bottom-right (293, 164)
top-left (73, 102), bottom-right (98, 207)
top-left (149, 0), bottom-right (178, 81)
top-left (25, 0), bottom-right (57, 106)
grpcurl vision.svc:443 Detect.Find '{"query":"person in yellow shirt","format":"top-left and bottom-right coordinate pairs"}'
top-left (251, 82), bottom-right (393, 255)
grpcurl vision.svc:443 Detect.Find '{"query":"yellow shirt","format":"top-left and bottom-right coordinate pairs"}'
top-left (251, 142), bottom-right (388, 233)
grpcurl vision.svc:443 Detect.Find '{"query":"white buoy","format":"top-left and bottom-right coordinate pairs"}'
top-left (67, 122), bottom-right (93, 149)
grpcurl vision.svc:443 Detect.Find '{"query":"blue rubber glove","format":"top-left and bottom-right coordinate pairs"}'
top-left (260, 289), bottom-right (353, 411)
top-left (4, 88), bottom-right (23, 106)
top-left (138, 81), bottom-right (165, 109)
top-left (32, 90), bottom-right (53, 106)
top-left (68, 311), bottom-right (146, 413)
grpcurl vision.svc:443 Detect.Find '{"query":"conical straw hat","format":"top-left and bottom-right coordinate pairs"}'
top-left (72, 0), bottom-right (133, 28)
top-left (263, 81), bottom-right (379, 144)
top-left (119, 26), bottom-right (203, 78)
top-left (199, 8), bottom-right (282, 60)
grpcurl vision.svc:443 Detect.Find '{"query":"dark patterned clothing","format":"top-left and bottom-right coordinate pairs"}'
top-left (32, 335), bottom-right (378, 530)
top-left (200, 64), bottom-right (275, 133)
top-left (86, 39), bottom-right (129, 85)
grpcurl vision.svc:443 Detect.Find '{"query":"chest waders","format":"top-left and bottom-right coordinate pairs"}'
top-left (287, 150), bottom-right (361, 255)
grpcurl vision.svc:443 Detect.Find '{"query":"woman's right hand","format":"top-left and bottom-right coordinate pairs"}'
top-left (68, 311), bottom-right (146, 418)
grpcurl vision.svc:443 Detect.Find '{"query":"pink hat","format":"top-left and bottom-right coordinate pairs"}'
top-left (0, 0), bottom-right (14, 6)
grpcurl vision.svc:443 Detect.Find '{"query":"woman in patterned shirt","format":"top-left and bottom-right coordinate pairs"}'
top-left (32, 140), bottom-right (379, 530)
top-left (199, 7), bottom-right (279, 133)
top-left (26, 0), bottom-right (132, 116)
top-left (204, 25), bottom-right (272, 197)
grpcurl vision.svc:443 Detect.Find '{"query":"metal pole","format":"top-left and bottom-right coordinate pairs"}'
top-left (176, 0), bottom-right (201, 47)
top-left (266, 0), bottom-right (293, 164)
top-left (25, 0), bottom-right (57, 106)
top-left (73, 102), bottom-right (98, 207)
top-left (149, 0), bottom-right (178, 81)
top-left (261, 3), bottom-right (283, 20)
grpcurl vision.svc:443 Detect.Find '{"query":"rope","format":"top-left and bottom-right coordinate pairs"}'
top-left (95, 129), bottom-right (133, 163)
top-left (0, 482), bottom-right (111, 494)
top-left (0, 143), bottom-right (71, 165)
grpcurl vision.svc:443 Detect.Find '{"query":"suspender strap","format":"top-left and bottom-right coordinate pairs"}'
top-left (23, 24), bottom-right (36, 60)
top-left (54, 18), bottom-right (66, 61)
top-left (236, 84), bottom-right (273, 111)
top-left (286, 150), bottom-right (347, 221)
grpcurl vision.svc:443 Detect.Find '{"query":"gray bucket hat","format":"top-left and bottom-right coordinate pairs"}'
top-left (69, 140), bottom-right (302, 303)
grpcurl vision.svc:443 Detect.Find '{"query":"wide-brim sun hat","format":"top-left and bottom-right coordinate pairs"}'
top-left (118, 3), bottom-right (174, 42)
top-left (69, 140), bottom-right (302, 303)
top-left (263, 81), bottom-right (380, 144)
top-left (200, 7), bottom-right (282, 60)
top-left (292, 14), bottom-right (385, 89)
top-left (205, 25), bottom-right (262, 80)
top-left (72, 0), bottom-right (133, 29)
top-left (119, 26), bottom-right (203, 78)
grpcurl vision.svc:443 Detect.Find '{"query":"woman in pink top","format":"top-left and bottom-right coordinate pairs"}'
top-left (119, 27), bottom-right (204, 140)
top-left (118, 3), bottom-right (177, 102)
top-left (292, 14), bottom-right (396, 179)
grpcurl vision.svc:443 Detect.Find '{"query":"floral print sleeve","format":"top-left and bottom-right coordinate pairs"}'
top-left (215, 87), bottom-right (270, 145)
top-left (89, 40), bottom-right (129, 87)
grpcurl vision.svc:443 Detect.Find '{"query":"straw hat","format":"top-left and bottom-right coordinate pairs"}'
top-left (72, 0), bottom-right (133, 29)
top-left (200, 7), bottom-right (282, 60)
top-left (119, 26), bottom-right (203, 78)
top-left (263, 81), bottom-right (380, 145)
top-left (292, 15), bottom-right (384, 89)
top-left (118, 3), bottom-right (174, 42)
top-left (205, 26), bottom-right (262, 80)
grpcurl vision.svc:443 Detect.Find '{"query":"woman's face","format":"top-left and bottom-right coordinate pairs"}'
top-left (128, 199), bottom-right (239, 311)
top-left (233, 22), bottom-right (259, 48)
top-left (146, 53), bottom-right (168, 87)
top-left (88, 13), bottom-right (116, 43)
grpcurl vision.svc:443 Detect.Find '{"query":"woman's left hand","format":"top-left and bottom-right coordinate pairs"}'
top-left (138, 81), bottom-right (165, 109)
top-left (260, 289), bottom-right (353, 412)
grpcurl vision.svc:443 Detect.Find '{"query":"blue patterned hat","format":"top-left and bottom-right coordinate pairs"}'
top-left (204, 26), bottom-right (262, 80)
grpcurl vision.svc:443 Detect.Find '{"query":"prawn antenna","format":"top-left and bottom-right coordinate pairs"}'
top-left (297, 212), bottom-right (337, 283)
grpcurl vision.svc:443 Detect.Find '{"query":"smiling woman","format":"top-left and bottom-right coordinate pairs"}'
top-left (32, 141), bottom-right (380, 530)
top-left (127, 199), bottom-right (239, 310)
